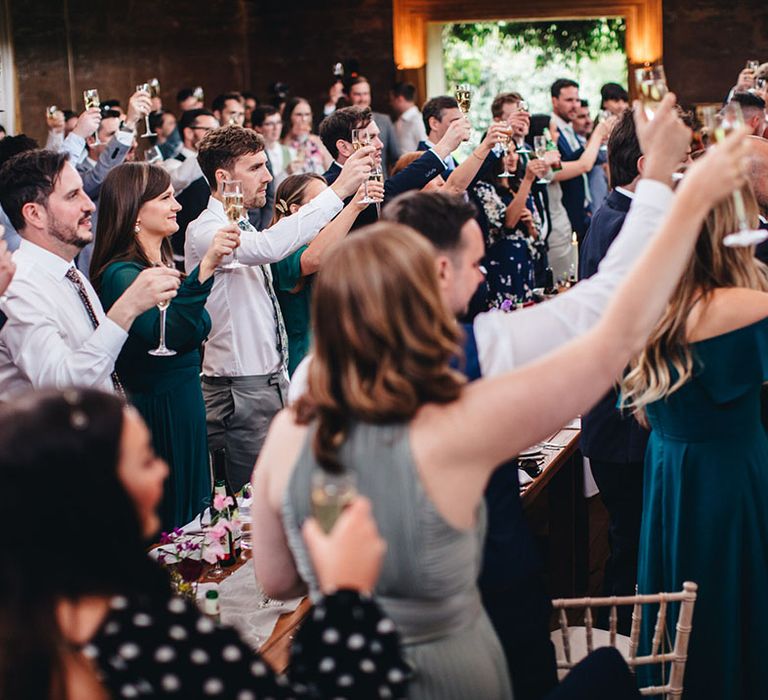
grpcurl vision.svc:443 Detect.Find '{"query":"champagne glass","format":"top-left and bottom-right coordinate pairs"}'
top-left (532, 135), bottom-right (550, 184)
top-left (598, 109), bottom-right (613, 152)
top-left (635, 64), bottom-right (669, 120)
top-left (221, 179), bottom-right (246, 269)
top-left (136, 83), bottom-right (153, 138)
top-left (701, 103), bottom-right (767, 247)
top-left (310, 469), bottom-right (357, 534)
top-left (149, 78), bottom-right (160, 102)
top-left (747, 60), bottom-right (761, 74)
top-left (46, 105), bottom-right (58, 119)
top-left (455, 84), bottom-right (472, 114)
top-left (351, 128), bottom-right (376, 204)
top-left (368, 164), bottom-right (384, 218)
top-left (148, 261), bottom-right (177, 357)
top-left (515, 102), bottom-right (533, 154)
top-left (497, 126), bottom-right (516, 177)
top-left (83, 89), bottom-right (102, 145)
top-left (144, 146), bottom-right (162, 164)
top-left (193, 86), bottom-right (205, 104)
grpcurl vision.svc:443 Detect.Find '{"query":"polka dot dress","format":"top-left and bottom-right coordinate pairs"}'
top-left (87, 590), bottom-right (411, 698)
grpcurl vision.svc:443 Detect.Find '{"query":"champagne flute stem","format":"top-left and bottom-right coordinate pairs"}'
top-left (144, 114), bottom-right (152, 137)
top-left (159, 307), bottom-right (168, 350)
top-left (732, 189), bottom-right (750, 230)
top-left (363, 179), bottom-right (370, 201)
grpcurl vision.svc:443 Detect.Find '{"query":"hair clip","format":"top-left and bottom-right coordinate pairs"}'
top-left (275, 198), bottom-right (289, 215)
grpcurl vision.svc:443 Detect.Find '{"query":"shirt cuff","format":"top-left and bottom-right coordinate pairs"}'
top-left (94, 318), bottom-right (129, 358)
top-left (426, 148), bottom-right (446, 167)
top-left (115, 129), bottom-right (135, 147)
top-left (635, 178), bottom-right (673, 210)
top-left (63, 133), bottom-right (87, 163)
top-left (314, 185), bottom-right (344, 213)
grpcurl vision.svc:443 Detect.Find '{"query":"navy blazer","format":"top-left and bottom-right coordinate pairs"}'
top-left (754, 218), bottom-right (768, 265)
top-left (579, 189), bottom-right (649, 463)
top-left (323, 150), bottom-right (446, 229)
top-left (416, 139), bottom-right (458, 171)
top-left (557, 131), bottom-right (590, 242)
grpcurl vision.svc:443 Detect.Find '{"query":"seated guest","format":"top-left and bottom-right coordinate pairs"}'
top-left (89, 163), bottom-right (238, 528)
top-left (252, 105), bottom-right (291, 186)
top-left (600, 82), bottom-right (630, 116)
top-left (0, 388), bottom-right (411, 700)
top-left (281, 97), bottom-right (332, 175)
top-left (251, 121), bottom-right (741, 698)
top-left (578, 108), bottom-right (650, 632)
top-left (285, 98), bottom-right (693, 698)
top-left (348, 75), bottom-right (402, 175)
top-left (729, 91), bottom-right (766, 136)
top-left (212, 91), bottom-right (246, 127)
top-left (185, 125), bottom-right (371, 492)
top-left (161, 108), bottom-right (219, 267)
top-left (320, 105), bottom-right (469, 228)
top-left (271, 174), bottom-right (383, 376)
top-left (470, 148), bottom-right (549, 310)
top-left (390, 81), bottom-right (427, 153)
top-left (0, 150), bottom-right (179, 400)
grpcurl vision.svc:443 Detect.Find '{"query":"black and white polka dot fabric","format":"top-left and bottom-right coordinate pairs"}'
top-left (87, 590), bottom-right (411, 698)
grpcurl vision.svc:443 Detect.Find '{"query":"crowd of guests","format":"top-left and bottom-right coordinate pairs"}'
top-left (0, 58), bottom-right (767, 699)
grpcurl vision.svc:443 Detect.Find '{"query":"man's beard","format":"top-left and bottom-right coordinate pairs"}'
top-left (48, 210), bottom-right (92, 249)
top-left (249, 192), bottom-right (267, 210)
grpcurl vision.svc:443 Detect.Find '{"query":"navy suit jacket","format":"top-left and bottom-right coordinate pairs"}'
top-left (754, 218), bottom-right (768, 264)
top-left (323, 150), bottom-right (446, 228)
top-left (416, 139), bottom-right (458, 171)
top-left (557, 132), bottom-right (590, 242)
top-left (579, 189), bottom-right (649, 463)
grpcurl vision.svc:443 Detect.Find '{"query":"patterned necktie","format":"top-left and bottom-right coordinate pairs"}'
top-left (65, 267), bottom-right (126, 398)
top-left (237, 220), bottom-right (289, 372)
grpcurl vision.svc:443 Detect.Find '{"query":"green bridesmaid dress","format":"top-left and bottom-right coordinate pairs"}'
top-left (99, 262), bottom-right (214, 530)
top-left (637, 316), bottom-right (768, 699)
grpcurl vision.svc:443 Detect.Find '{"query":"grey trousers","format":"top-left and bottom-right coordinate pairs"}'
top-left (202, 373), bottom-right (288, 491)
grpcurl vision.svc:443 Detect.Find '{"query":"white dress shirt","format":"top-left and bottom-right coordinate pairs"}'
top-left (0, 239), bottom-right (127, 399)
top-left (161, 146), bottom-right (205, 194)
top-left (184, 190), bottom-right (343, 377)
top-left (287, 179), bottom-right (674, 401)
top-left (395, 105), bottom-right (428, 153)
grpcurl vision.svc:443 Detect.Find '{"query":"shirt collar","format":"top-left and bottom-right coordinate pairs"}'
top-left (86, 157), bottom-right (97, 168)
top-left (206, 196), bottom-right (227, 222)
top-left (332, 160), bottom-right (344, 170)
top-left (17, 238), bottom-right (76, 281)
top-left (553, 114), bottom-right (572, 132)
top-left (424, 138), bottom-right (437, 148)
top-left (180, 146), bottom-right (197, 159)
top-left (614, 186), bottom-right (635, 200)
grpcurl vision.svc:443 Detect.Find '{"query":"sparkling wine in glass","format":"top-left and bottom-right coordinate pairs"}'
top-left (351, 128), bottom-right (376, 204)
top-left (368, 165), bottom-right (384, 217)
top-left (702, 103), bottom-right (767, 247)
top-left (148, 261), bottom-right (177, 357)
top-left (598, 109), bottom-right (613, 152)
top-left (310, 469), bottom-right (357, 534)
top-left (83, 89), bottom-right (102, 145)
top-left (635, 65), bottom-right (669, 120)
top-left (497, 127), bottom-right (516, 177)
top-left (455, 84), bottom-right (472, 114)
top-left (136, 83), bottom-right (153, 138)
top-left (514, 102), bottom-right (532, 154)
top-left (221, 180), bottom-right (246, 269)
top-left (532, 135), bottom-right (550, 184)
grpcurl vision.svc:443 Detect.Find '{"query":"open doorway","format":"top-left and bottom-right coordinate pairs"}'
top-left (428, 18), bottom-right (627, 133)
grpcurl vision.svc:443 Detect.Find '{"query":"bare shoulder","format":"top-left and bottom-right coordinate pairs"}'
top-left (687, 287), bottom-right (768, 342)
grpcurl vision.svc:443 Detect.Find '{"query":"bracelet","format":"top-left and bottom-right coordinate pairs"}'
top-left (471, 150), bottom-right (485, 162)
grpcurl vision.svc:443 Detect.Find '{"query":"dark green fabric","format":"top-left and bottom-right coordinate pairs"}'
top-left (271, 245), bottom-right (311, 376)
top-left (637, 317), bottom-right (768, 699)
top-left (99, 261), bottom-right (214, 530)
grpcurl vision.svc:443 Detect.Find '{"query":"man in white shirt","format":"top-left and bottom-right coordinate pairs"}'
top-left (185, 125), bottom-right (372, 490)
top-left (389, 81), bottom-right (427, 153)
top-left (0, 149), bottom-right (180, 400)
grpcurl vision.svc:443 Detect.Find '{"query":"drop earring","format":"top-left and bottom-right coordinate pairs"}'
top-left (134, 221), bottom-right (141, 233)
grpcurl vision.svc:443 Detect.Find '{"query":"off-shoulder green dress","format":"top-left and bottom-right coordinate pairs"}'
top-left (637, 317), bottom-right (768, 699)
top-left (99, 262), bottom-right (214, 530)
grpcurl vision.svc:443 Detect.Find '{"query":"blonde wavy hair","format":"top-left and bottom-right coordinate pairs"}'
top-left (295, 223), bottom-right (465, 473)
top-left (620, 184), bottom-right (768, 425)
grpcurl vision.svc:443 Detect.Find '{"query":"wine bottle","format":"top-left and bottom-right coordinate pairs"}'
top-left (209, 448), bottom-right (240, 566)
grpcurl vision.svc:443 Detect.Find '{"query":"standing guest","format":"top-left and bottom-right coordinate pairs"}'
top-left (149, 110), bottom-right (179, 159)
top-left (578, 108), bottom-right (649, 632)
top-left (242, 90), bottom-right (259, 127)
top-left (621, 171), bottom-right (768, 700)
top-left (162, 108), bottom-right (219, 267)
top-left (600, 82), bottom-right (630, 116)
top-left (252, 105), bottom-right (291, 185)
top-left (418, 96), bottom-right (464, 171)
top-left (271, 174), bottom-right (383, 376)
top-left (251, 123), bottom-right (744, 699)
top-left (185, 125), bottom-right (371, 491)
top-left (177, 86), bottom-right (203, 112)
top-left (281, 97), bottom-right (332, 175)
top-left (323, 78), bottom-right (346, 117)
top-left (89, 163), bottom-right (238, 528)
top-left (390, 81), bottom-right (428, 153)
top-left (574, 99), bottom-right (609, 213)
top-left (320, 106), bottom-right (467, 228)
top-left (212, 91), bottom-right (246, 127)
top-left (349, 75), bottom-right (401, 175)
top-left (0, 388), bottom-right (411, 700)
top-left (0, 150), bottom-right (179, 400)
top-left (729, 91), bottom-right (766, 136)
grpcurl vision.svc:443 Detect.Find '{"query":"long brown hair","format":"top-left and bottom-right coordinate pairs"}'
top-left (271, 173), bottom-right (326, 224)
top-left (295, 223), bottom-right (465, 473)
top-left (89, 163), bottom-right (174, 293)
top-left (621, 185), bottom-right (768, 423)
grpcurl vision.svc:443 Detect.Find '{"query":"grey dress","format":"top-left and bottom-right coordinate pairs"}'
top-left (282, 422), bottom-right (513, 700)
